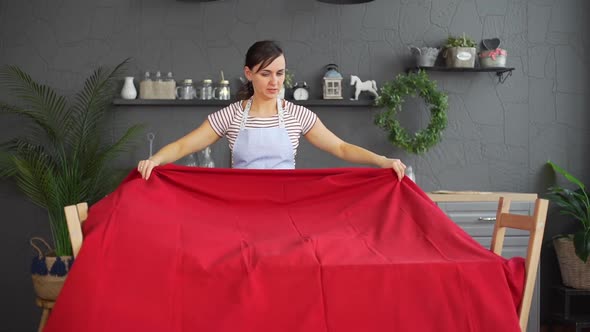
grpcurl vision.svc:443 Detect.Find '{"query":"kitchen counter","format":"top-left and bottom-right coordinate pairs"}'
top-left (426, 190), bottom-right (538, 202)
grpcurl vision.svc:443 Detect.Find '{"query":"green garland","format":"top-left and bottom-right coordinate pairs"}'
top-left (375, 70), bottom-right (449, 154)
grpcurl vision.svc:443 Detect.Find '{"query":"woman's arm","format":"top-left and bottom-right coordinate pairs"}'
top-left (138, 119), bottom-right (221, 180)
top-left (304, 118), bottom-right (406, 180)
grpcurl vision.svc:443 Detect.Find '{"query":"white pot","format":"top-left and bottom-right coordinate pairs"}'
top-left (121, 77), bottom-right (137, 100)
top-left (479, 49), bottom-right (508, 68)
top-left (480, 55), bottom-right (506, 68)
top-left (410, 46), bottom-right (440, 67)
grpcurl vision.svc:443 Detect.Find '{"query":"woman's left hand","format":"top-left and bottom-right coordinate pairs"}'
top-left (379, 157), bottom-right (406, 181)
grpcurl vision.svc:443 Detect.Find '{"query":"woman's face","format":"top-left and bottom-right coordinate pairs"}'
top-left (244, 55), bottom-right (286, 100)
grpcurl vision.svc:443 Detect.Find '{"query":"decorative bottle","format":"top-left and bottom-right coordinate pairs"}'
top-left (121, 77), bottom-right (137, 100)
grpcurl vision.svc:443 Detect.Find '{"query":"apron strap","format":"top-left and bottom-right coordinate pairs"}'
top-left (239, 98), bottom-right (285, 130)
top-left (276, 98), bottom-right (285, 128)
top-left (239, 98), bottom-right (254, 130)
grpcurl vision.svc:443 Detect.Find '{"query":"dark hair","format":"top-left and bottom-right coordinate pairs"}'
top-left (236, 40), bottom-right (284, 100)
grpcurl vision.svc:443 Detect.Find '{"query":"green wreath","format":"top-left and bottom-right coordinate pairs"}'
top-left (375, 70), bottom-right (449, 154)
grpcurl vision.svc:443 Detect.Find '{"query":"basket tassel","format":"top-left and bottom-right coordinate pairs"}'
top-left (31, 255), bottom-right (48, 275)
top-left (49, 256), bottom-right (67, 276)
top-left (30, 256), bottom-right (40, 274)
top-left (40, 257), bottom-right (48, 275)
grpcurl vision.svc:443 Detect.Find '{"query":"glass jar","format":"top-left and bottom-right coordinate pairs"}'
top-left (198, 146), bottom-right (215, 168)
top-left (201, 79), bottom-right (213, 100)
top-left (406, 166), bottom-right (416, 182)
top-left (176, 79), bottom-right (196, 100)
top-left (214, 80), bottom-right (231, 100)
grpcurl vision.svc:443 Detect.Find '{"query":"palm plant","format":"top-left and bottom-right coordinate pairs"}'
top-left (547, 161), bottom-right (590, 262)
top-left (0, 59), bottom-right (142, 256)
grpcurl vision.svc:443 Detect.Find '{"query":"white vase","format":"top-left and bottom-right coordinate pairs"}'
top-left (121, 77), bottom-right (137, 100)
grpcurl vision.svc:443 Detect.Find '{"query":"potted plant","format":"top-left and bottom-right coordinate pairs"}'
top-left (0, 59), bottom-right (142, 300)
top-left (546, 161), bottom-right (590, 290)
top-left (443, 33), bottom-right (477, 68)
top-left (409, 45), bottom-right (441, 67)
top-left (479, 38), bottom-right (507, 68)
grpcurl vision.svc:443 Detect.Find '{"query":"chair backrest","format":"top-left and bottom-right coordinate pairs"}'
top-left (491, 197), bottom-right (548, 332)
top-left (64, 202), bottom-right (89, 258)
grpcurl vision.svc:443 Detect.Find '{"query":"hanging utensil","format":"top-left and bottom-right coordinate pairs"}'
top-left (147, 132), bottom-right (155, 158)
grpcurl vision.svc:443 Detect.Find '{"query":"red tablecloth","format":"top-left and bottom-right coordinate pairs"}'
top-left (45, 165), bottom-right (525, 332)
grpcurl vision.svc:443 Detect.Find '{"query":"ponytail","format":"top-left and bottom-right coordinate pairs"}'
top-left (237, 81), bottom-right (254, 100)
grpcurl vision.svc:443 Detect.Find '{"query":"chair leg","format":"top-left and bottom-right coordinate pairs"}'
top-left (38, 308), bottom-right (50, 332)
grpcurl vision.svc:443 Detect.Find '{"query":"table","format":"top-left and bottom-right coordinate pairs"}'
top-left (550, 285), bottom-right (590, 332)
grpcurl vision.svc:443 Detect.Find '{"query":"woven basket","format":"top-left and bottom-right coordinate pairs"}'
top-left (554, 236), bottom-right (590, 290)
top-left (30, 237), bottom-right (72, 301)
top-left (32, 274), bottom-right (67, 301)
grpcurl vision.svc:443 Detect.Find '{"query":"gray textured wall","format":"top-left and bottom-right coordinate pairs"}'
top-left (1, 0), bottom-right (589, 331)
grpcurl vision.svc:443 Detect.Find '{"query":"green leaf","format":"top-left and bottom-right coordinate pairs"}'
top-left (0, 149), bottom-right (17, 178)
top-left (548, 160), bottom-right (585, 190)
top-left (573, 230), bottom-right (590, 263)
top-left (445, 34), bottom-right (476, 48)
top-left (546, 161), bottom-right (590, 231)
top-left (0, 67), bottom-right (69, 144)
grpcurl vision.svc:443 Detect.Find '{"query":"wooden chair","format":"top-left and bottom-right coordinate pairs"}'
top-left (64, 202), bottom-right (89, 258)
top-left (491, 197), bottom-right (548, 332)
top-left (35, 203), bottom-right (89, 332)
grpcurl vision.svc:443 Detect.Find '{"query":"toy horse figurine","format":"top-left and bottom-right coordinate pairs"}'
top-left (350, 75), bottom-right (379, 100)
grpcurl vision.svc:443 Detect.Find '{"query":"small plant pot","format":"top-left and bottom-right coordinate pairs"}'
top-left (479, 49), bottom-right (507, 68)
top-left (444, 47), bottom-right (476, 68)
top-left (416, 55), bottom-right (437, 67)
top-left (554, 236), bottom-right (590, 290)
top-left (409, 46), bottom-right (440, 67)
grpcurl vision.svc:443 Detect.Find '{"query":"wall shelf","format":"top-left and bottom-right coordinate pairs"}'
top-left (408, 66), bottom-right (515, 84)
top-left (112, 99), bottom-right (376, 107)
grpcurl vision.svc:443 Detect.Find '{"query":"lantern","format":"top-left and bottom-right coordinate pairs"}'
top-left (322, 64), bottom-right (343, 100)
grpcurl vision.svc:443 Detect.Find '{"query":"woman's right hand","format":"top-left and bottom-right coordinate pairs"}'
top-left (135, 119), bottom-right (220, 180)
top-left (137, 159), bottom-right (160, 180)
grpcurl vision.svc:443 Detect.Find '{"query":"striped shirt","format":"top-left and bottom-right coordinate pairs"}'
top-left (208, 100), bottom-right (318, 155)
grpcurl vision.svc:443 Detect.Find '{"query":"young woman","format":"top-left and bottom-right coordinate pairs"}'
top-left (137, 40), bottom-right (406, 180)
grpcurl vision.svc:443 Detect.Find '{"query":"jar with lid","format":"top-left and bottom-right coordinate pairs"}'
top-left (201, 79), bottom-right (213, 100)
top-left (176, 79), bottom-right (196, 100)
top-left (214, 80), bottom-right (230, 100)
top-left (143, 71), bottom-right (152, 82)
